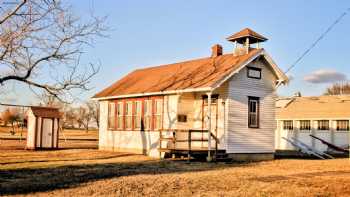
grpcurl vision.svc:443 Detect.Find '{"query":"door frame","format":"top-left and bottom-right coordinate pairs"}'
top-left (201, 94), bottom-right (219, 136)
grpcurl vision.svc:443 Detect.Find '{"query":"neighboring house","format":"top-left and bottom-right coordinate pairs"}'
top-left (93, 28), bottom-right (288, 161)
top-left (276, 95), bottom-right (350, 152)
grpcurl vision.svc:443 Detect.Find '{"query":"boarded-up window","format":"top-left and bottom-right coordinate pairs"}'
top-left (134, 101), bottom-right (142, 129)
top-left (125, 102), bottom-right (133, 129)
top-left (283, 120), bottom-right (293, 130)
top-left (154, 99), bottom-right (162, 130)
top-left (317, 120), bottom-right (329, 130)
top-left (108, 102), bottom-right (115, 130)
top-left (248, 97), bottom-right (259, 128)
top-left (299, 120), bottom-right (310, 130)
top-left (117, 102), bottom-right (123, 129)
top-left (336, 120), bottom-right (349, 131)
top-left (144, 100), bottom-right (152, 130)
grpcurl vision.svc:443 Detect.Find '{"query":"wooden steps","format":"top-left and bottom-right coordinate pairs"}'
top-left (159, 129), bottom-right (223, 162)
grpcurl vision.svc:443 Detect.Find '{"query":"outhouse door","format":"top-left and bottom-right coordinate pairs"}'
top-left (42, 118), bottom-right (53, 148)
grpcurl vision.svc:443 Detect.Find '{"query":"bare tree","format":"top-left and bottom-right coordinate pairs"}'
top-left (76, 106), bottom-right (92, 132)
top-left (63, 106), bottom-right (75, 128)
top-left (324, 82), bottom-right (350, 95)
top-left (86, 100), bottom-right (99, 128)
top-left (0, 0), bottom-right (107, 102)
top-left (1, 108), bottom-right (20, 134)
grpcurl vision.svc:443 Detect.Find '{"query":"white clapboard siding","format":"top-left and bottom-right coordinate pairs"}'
top-left (99, 95), bottom-right (179, 158)
top-left (226, 60), bottom-right (277, 153)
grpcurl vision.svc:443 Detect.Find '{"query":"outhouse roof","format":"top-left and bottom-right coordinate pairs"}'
top-left (30, 106), bottom-right (61, 118)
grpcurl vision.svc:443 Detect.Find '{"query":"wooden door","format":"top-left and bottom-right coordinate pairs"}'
top-left (42, 118), bottom-right (53, 148)
top-left (202, 95), bottom-right (219, 134)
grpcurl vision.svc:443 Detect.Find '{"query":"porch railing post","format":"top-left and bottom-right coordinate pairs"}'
top-left (207, 92), bottom-right (212, 162)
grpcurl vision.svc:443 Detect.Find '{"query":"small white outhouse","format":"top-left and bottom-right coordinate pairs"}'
top-left (26, 106), bottom-right (61, 150)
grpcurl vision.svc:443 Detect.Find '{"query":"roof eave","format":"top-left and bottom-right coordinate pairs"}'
top-left (91, 87), bottom-right (213, 101)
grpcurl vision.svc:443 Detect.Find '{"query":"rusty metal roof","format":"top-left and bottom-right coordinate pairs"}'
top-left (93, 48), bottom-right (266, 99)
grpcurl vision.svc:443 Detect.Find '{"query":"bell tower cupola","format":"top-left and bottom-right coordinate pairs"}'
top-left (226, 28), bottom-right (268, 55)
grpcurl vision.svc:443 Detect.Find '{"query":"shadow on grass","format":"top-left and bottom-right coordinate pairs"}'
top-left (0, 153), bottom-right (135, 165)
top-left (0, 156), bottom-right (251, 195)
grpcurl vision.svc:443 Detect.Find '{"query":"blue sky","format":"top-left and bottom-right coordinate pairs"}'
top-left (2, 1), bottom-right (350, 104)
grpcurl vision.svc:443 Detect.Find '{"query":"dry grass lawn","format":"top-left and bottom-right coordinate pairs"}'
top-left (0, 126), bottom-right (98, 140)
top-left (0, 145), bottom-right (350, 197)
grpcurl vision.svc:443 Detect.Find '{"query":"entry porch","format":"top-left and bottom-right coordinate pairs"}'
top-left (159, 91), bottom-right (227, 161)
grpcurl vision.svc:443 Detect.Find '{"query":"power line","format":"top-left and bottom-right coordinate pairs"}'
top-left (284, 7), bottom-right (350, 74)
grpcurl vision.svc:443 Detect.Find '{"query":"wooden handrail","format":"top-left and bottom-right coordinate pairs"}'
top-left (210, 132), bottom-right (220, 144)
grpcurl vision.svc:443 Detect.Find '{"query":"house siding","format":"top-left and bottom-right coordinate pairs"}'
top-left (226, 60), bottom-right (277, 153)
top-left (99, 95), bottom-right (179, 158)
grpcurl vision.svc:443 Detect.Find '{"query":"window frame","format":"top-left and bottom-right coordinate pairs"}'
top-left (154, 99), bottom-right (163, 130)
top-left (336, 120), bottom-right (349, 131)
top-left (247, 66), bottom-right (262, 79)
top-left (317, 120), bottom-right (329, 130)
top-left (299, 120), bottom-right (311, 130)
top-left (248, 96), bottom-right (260, 128)
top-left (133, 101), bottom-right (142, 130)
top-left (124, 101), bottom-right (133, 130)
top-left (107, 101), bottom-right (116, 130)
top-left (283, 120), bottom-right (293, 130)
top-left (111, 97), bottom-right (163, 132)
top-left (116, 102), bottom-right (124, 130)
top-left (143, 99), bottom-right (153, 131)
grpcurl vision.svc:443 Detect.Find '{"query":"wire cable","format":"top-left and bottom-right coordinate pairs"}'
top-left (284, 7), bottom-right (350, 74)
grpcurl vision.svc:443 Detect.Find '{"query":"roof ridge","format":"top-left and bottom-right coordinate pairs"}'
top-left (134, 53), bottom-right (232, 72)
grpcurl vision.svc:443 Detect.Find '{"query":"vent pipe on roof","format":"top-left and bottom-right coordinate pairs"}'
top-left (211, 44), bottom-right (223, 57)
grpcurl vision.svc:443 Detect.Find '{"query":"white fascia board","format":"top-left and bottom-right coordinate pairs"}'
top-left (261, 51), bottom-right (289, 83)
top-left (91, 87), bottom-right (213, 101)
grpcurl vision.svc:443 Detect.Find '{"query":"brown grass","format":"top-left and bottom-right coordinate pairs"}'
top-left (0, 142), bottom-right (350, 197)
top-left (0, 126), bottom-right (98, 140)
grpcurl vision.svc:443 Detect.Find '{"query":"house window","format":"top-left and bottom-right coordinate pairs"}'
top-left (317, 120), bottom-right (329, 130)
top-left (108, 102), bottom-right (115, 130)
top-left (299, 120), bottom-right (311, 130)
top-left (248, 97), bottom-right (259, 128)
top-left (154, 99), bottom-right (163, 130)
top-left (283, 120), bottom-right (293, 130)
top-left (125, 102), bottom-right (133, 129)
top-left (134, 101), bottom-right (142, 130)
top-left (336, 120), bottom-right (349, 131)
top-left (144, 100), bottom-right (152, 130)
top-left (116, 102), bottom-right (124, 130)
top-left (247, 67), bottom-right (262, 79)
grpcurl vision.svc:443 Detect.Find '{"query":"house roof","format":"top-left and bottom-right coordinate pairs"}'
top-left (276, 95), bottom-right (350, 119)
top-left (30, 106), bottom-right (61, 118)
top-left (226, 28), bottom-right (268, 44)
top-left (93, 48), bottom-right (287, 100)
